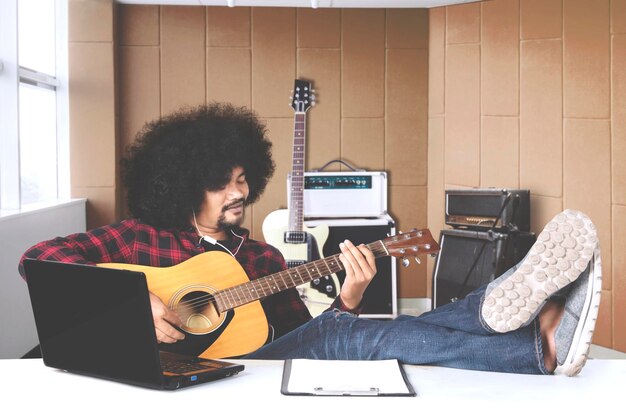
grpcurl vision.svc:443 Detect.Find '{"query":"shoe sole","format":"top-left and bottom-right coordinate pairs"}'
top-left (555, 250), bottom-right (602, 377)
top-left (482, 209), bottom-right (598, 333)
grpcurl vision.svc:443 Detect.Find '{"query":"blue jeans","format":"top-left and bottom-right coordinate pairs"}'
top-left (245, 280), bottom-right (549, 375)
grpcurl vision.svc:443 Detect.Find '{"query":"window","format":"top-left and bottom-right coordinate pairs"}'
top-left (0, 0), bottom-right (68, 213)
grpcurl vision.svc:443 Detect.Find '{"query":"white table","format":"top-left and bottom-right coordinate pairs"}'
top-left (2, 359), bottom-right (624, 415)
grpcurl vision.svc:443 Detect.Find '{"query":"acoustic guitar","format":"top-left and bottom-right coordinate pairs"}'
top-left (262, 79), bottom-right (340, 316)
top-left (100, 228), bottom-right (439, 359)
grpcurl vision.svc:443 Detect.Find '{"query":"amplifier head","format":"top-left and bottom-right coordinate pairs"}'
top-left (445, 188), bottom-right (530, 232)
top-left (288, 171), bottom-right (387, 218)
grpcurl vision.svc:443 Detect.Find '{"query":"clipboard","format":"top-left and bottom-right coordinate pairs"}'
top-left (280, 359), bottom-right (416, 397)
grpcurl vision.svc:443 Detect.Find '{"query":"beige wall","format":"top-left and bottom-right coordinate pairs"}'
top-left (69, 1), bottom-right (430, 298)
top-left (428, 0), bottom-right (626, 351)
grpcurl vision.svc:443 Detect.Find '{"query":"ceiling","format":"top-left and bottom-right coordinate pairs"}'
top-left (116, 0), bottom-right (478, 8)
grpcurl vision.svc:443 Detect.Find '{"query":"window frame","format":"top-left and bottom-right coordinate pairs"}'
top-left (0, 0), bottom-right (69, 214)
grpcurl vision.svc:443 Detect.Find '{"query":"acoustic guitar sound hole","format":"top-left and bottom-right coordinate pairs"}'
top-left (176, 290), bottom-right (222, 335)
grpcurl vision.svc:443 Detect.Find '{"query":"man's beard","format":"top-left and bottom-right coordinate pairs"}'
top-left (217, 198), bottom-right (246, 230)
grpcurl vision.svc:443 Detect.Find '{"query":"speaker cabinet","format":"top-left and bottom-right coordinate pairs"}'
top-left (305, 216), bottom-right (397, 318)
top-left (432, 229), bottom-right (536, 309)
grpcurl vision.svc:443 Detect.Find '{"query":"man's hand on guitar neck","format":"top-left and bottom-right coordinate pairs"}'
top-left (148, 292), bottom-right (185, 344)
top-left (337, 240), bottom-right (377, 311)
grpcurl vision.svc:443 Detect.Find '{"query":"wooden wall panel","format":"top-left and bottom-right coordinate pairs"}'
top-left (252, 118), bottom-right (293, 240)
top-left (118, 5), bottom-right (159, 46)
top-left (207, 7), bottom-right (250, 47)
top-left (520, 39), bottom-right (562, 197)
top-left (613, 35), bottom-right (626, 205)
top-left (429, 7), bottom-right (445, 116)
top-left (206, 48), bottom-right (251, 108)
top-left (386, 8), bottom-right (429, 49)
top-left (297, 8), bottom-right (340, 48)
top-left (69, 0), bottom-right (113, 42)
top-left (446, 2), bottom-right (480, 44)
top-left (118, 46), bottom-right (161, 152)
top-left (342, 9), bottom-right (385, 118)
top-left (520, 0), bottom-right (562, 40)
top-left (563, 0), bottom-right (610, 118)
top-left (160, 6), bottom-right (206, 114)
top-left (341, 119), bottom-right (385, 171)
top-left (445, 44), bottom-right (480, 186)
top-left (481, 116), bottom-right (519, 188)
top-left (482, 0), bottom-right (519, 116)
top-left (297, 49), bottom-right (341, 170)
top-left (386, 49), bottom-right (428, 186)
top-left (613, 0), bottom-right (626, 33)
top-left (69, 43), bottom-right (116, 188)
top-left (252, 8), bottom-right (296, 118)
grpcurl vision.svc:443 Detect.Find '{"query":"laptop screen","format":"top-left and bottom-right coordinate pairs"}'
top-left (24, 259), bottom-right (165, 387)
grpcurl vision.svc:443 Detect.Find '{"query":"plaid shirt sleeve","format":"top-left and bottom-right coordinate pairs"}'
top-left (18, 220), bottom-right (140, 279)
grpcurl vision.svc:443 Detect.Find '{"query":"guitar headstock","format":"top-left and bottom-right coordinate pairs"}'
top-left (291, 79), bottom-right (315, 113)
top-left (382, 229), bottom-right (440, 266)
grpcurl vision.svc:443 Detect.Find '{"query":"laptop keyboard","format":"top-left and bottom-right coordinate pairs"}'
top-left (161, 357), bottom-right (212, 374)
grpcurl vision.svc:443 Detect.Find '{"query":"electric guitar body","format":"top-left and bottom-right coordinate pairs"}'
top-left (262, 209), bottom-right (334, 316)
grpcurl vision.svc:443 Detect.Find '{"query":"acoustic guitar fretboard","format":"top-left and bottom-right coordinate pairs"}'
top-left (213, 240), bottom-right (388, 312)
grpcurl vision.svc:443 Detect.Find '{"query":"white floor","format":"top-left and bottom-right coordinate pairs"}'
top-left (398, 297), bottom-right (626, 359)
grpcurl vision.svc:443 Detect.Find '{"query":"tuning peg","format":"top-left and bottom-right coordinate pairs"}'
top-left (401, 258), bottom-right (410, 268)
top-left (414, 257), bottom-right (421, 265)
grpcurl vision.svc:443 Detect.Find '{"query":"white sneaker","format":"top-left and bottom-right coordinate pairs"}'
top-left (481, 209), bottom-right (598, 333)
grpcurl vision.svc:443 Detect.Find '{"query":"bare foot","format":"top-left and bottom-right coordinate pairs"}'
top-left (539, 300), bottom-right (565, 372)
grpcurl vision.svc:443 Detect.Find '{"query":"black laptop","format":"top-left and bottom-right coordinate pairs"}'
top-left (23, 258), bottom-right (244, 390)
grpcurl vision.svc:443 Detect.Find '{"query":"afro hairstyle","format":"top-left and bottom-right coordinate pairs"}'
top-left (122, 102), bottom-right (275, 229)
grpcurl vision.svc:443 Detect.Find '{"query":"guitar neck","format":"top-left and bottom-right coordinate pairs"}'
top-left (214, 240), bottom-right (388, 313)
top-left (289, 112), bottom-right (306, 232)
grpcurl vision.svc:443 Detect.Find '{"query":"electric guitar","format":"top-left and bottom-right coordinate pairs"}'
top-left (262, 79), bottom-right (340, 316)
top-left (100, 228), bottom-right (439, 359)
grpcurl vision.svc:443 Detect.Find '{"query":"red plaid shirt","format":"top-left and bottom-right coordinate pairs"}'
top-left (18, 219), bottom-right (350, 341)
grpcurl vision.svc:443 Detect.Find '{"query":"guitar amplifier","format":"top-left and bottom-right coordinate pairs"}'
top-left (288, 171), bottom-right (387, 218)
top-left (445, 188), bottom-right (530, 232)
